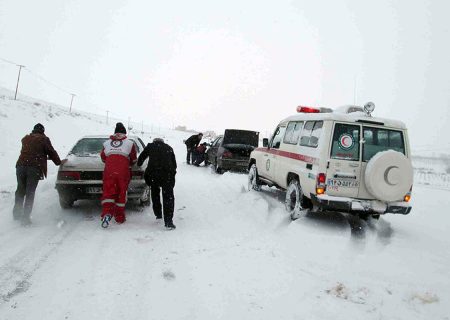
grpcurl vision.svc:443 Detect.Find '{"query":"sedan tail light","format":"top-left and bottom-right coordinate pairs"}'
top-left (58, 171), bottom-right (81, 180)
top-left (131, 171), bottom-right (144, 180)
top-left (222, 151), bottom-right (233, 159)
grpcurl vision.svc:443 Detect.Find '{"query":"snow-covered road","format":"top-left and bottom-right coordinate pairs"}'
top-left (1, 90), bottom-right (449, 319)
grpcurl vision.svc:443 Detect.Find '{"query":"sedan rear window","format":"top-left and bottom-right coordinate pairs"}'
top-left (362, 127), bottom-right (405, 161)
top-left (71, 138), bottom-right (107, 156)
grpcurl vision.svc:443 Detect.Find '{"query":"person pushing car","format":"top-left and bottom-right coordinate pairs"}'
top-left (100, 122), bottom-right (137, 228)
top-left (138, 137), bottom-right (177, 230)
top-left (14, 123), bottom-right (61, 225)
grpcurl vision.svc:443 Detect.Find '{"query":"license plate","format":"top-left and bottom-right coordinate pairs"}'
top-left (327, 179), bottom-right (360, 188)
top-left (86, 187), bottom-right (102, 194)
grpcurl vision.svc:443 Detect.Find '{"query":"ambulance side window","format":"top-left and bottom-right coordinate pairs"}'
top-left (291, 121), bottom-right (304, 144)
top-left (284, 121), bottom-right (304, 145)
top-left (300, 121), bottom-right (322, 148)
top-left (270, 126), bottom-right (286, 149)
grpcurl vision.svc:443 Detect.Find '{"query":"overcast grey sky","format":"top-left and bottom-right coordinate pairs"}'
top-left (0, 0), bottom-right (449, 153)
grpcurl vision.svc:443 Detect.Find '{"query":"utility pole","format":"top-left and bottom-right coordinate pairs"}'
top-left (14, 65), bottom-right (25, 100)
top-left (69, 93), bottom-right (75, 113)
top-left (106, 110), bottom-right (109, 125)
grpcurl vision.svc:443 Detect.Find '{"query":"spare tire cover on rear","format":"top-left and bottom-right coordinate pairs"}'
top-left (365, 150), bottom-right (413, 202)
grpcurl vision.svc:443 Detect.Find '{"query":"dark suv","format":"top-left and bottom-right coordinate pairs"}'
top-left (207, 129), bottom-right (259, 173)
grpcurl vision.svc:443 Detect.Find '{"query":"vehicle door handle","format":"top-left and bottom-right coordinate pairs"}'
top-left (349, 163), bottom-right (359, 167)
top-left (263, 154), bottom-right (268, 157)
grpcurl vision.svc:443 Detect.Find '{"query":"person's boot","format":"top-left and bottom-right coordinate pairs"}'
top-left (21, 215), bottom-right (32, 226)
top-left (101, 214), bottom-right (112, 228)
top-left (13, 205), bottom-right (23, 221)
top-left (165, 220), bottom-right (176, 230)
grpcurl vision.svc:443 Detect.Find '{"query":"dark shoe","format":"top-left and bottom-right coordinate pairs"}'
top-left (101, 214), bottom-right (112, 228)
top-left (165, 221), bottom-right (176, 230)
top-left (21, 216), bottom-right (32, 226)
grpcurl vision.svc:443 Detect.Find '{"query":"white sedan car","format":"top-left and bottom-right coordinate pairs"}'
top-left (55, 135), bottom-right (150, 208)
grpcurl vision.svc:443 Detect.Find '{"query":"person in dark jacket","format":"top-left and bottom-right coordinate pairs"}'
top-left (137, 138), bottom-right (177, 229)
top-left (14, 123), bottom-right (61, 225)
top-left (184, 133), bottom-right (203, 164)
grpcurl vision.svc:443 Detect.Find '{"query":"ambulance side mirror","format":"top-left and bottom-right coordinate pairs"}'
top-left (263, 138), bottom-right (269, 148)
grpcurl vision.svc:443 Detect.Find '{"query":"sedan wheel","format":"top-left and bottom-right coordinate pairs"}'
top-left (59, 193), bottom-right (74, 209)
top-left (215, 159), bottom-right (223, 174)
top-left (139, 186), bottom-right (151, 207)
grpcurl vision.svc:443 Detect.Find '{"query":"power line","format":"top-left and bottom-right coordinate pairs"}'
top-left (23, 68), bottom-right (72, 95)
top-left (0, 57), bottom-right (18, 65)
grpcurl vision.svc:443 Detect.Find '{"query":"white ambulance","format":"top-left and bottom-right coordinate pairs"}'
top-left (248, 103), bottom-right (413, 220)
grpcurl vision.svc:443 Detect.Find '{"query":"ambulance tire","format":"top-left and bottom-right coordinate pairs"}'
top-left (285, 180), bottom-right (309, 220)
top-left (248, 164), bottom-right (261, 191)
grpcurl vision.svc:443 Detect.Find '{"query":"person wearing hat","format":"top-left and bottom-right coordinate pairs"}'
top-left (184, 132), bottom-right (203, 164)
top-left (100, 122), bottom-right (137, 228)
top-left (14, 123), bottom-right (61, 225)
top-left (137, 137), bottom-right (177, 230)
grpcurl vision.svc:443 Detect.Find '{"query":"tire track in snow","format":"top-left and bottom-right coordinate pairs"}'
top-left (0, 221), bottom-right (80, 304)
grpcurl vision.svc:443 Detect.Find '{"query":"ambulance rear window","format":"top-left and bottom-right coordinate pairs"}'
top-left (331, 124), bottom-right (360, 161)
top-left (362, 127), bottom-right (405, 161)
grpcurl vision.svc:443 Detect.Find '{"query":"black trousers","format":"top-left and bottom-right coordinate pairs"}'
top-left (13, 166), bottom-right (41, 219)
top-left (146, 174), bottom-right (175, 223)
top-left (193, 151), bottom-right (205, 165)
top-left (186, 146), bottom-right (193, 164)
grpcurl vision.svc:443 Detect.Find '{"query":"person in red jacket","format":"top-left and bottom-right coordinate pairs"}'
top-left (100, 122), bottom-right (137, 228)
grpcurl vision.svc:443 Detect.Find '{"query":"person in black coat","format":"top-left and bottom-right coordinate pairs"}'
top-left (184, 133), bottom-right (203, 164)
top-left (137, 138), bottom-right (177, 229)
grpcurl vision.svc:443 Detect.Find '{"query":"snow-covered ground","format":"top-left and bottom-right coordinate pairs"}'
top-left (1, 89), bottom-right (449, 319)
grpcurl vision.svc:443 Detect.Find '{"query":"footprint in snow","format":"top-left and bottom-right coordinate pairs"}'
top-left (162, 270), bottom-right (176, 281)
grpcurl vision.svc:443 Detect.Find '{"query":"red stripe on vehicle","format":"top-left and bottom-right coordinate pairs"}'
top-left (254, 148), bottom-right (318, 164)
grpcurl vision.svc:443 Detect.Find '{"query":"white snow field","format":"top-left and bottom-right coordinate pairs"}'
top-left (0, 89), bottom-right (449, 320)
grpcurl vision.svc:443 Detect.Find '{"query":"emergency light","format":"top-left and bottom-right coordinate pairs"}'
top-left (297, 106), bottom-right (320, 113)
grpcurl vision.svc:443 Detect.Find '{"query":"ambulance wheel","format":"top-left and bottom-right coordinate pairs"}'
top-left (285, 180), bottom-right (309, 220)
top-left (248, 164), bottom-right (261, 191)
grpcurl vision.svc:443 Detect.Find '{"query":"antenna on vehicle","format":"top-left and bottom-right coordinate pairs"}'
top-left (364, 102), bottom-right (375, 117)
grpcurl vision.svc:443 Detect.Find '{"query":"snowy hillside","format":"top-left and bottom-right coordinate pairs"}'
top-left (1, 90), bottom-right (449, 319)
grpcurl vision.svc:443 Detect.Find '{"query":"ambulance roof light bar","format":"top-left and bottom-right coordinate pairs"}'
top-left (297, 106), bottom-right (320, 113)
top-left (297, 106), bottom-right (333, 113)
